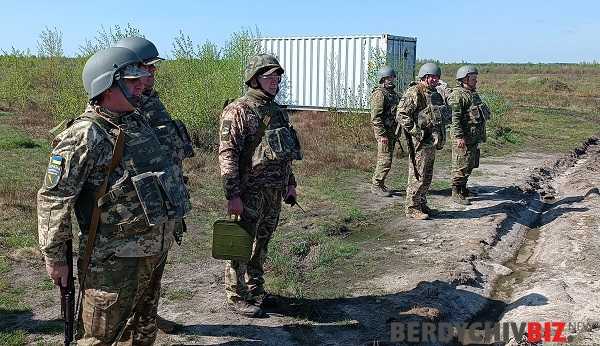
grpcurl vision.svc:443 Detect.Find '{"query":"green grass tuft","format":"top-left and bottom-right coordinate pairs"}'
top-left (164, 288), bottom-right (194, 302)
top-left (0, 257), bottom-right (9, 274)
top-left (0, 330), bottom-right (27, 346)
top-left (0, 287), bottom-right (32, 313)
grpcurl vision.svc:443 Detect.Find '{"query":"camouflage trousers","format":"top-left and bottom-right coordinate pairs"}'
top-left (372, 134), bottom-right (397, 186)
top-left (76, 222), bottom-right (175, 346)
top-left (452, 142), bottom-right (480, 186)
top-left (225, 187), bottom-right (283, 302)
top-left (405, 145), bottom-right (436, 211)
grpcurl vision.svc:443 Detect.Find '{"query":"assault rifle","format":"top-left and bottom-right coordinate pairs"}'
top-left (60, 240), bottom-right (75, 346)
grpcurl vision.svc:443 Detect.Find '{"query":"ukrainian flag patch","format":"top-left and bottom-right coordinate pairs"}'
top-left (45, 155), bottom-right (64, 189)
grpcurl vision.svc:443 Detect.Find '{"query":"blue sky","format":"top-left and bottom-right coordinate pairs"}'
top-left (1, 0), bottom-right (597, 63)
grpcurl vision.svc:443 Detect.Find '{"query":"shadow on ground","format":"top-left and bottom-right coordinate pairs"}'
top-left (178, 280), bottom-right (547, 345)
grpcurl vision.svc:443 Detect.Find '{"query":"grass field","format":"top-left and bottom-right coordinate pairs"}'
top-left (0, 63), bottom-right (599, 343)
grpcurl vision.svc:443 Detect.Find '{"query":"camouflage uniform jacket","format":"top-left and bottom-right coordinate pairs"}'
top-left (396, 82), bottom-right (446, 147)
top-left (371, 85), bottom-right (399, 137)
top-left (38, 105), bottom-right (186, 264)
top-left (219, 88), bottom-right (297, 200)
top-left (449, 85), bottom-right (490, 144)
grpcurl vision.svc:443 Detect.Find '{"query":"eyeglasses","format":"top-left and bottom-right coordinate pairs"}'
top-left (258, 74), bottom-right (282, 82)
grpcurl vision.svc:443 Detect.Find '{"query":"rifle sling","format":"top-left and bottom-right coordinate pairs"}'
top-left (75, 125), bottom-right (125, 330)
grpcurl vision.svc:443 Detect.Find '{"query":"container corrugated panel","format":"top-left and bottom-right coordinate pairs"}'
top-left (258, 34), bottom-right (416, 111)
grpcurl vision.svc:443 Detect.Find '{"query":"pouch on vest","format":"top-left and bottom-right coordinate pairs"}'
top-left (131, 172), bottom-right (168, 227)
top-left (155, 170), bottom-right (191, 219)
top-left (155, 123), bottom-right (186, 162)
top-left (173, 120), bottom-right (195, 158)
top-left (478, 103), bottom-right (491, 120)
top-left (252, 126), bottom-right (302, 166)
top-left (468, 105), bottom-right (482, 124)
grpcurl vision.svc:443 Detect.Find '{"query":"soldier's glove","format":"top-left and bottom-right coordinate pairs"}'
top-left (284, 195), bottom-right (306, 212)
top-left (284, 194), bottom-right (296, 205)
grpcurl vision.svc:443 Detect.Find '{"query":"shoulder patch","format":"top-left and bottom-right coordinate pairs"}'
top-left (44, 155), bottom-right (64, 189)
top-left (220, 120), bottom-right (232, 141)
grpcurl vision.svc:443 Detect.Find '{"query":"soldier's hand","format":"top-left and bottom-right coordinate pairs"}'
top-left (227, 196), bottom-right (244, 217)
top-left (456, 138), bottom-right (466, 149)
top-left (284, 185), bottom-right (297, 204)
top-left (45, 258), bottom-right (69, 287)
top-left (380, 137), bottom-right (388, 146)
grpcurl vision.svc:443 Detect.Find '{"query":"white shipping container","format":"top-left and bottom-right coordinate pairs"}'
top-left (258, 34), bottom-right (416, 111)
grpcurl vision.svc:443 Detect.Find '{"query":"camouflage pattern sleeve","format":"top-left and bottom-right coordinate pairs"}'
top-left (288, 171), bottom-right (297, 187)
top-left (396, 87), bottom-right (419, 134)
top-left (37, 121), bottom-right (105, 264)
top-left (218, 104), bottom-right (248, 200)
top-left (370, 89), bottom-right (387, 137)
top-left (449, 89), bottom-right (469, 139)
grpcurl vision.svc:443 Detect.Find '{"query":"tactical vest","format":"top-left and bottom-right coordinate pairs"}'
top-left (142, 94), bottom-right (195, 163)
top-left (417, 88), bottom-right (451, 149)
top-left (373, 86), bottom-right (399, 129)
top-left (465, 91), bottom-right (490, 143)
top-left (76, 112), bottom-right (190, 236)
top-left (239, 98), bottom-right (302, 170)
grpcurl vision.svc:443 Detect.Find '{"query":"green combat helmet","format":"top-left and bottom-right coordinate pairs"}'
top-left (244, 54), bottom-right (284, 86)
top-left (417, 62), bottom-right (441, 79)
top-left (82, 46), bottom-right (149, 101)
top-left (378, 66), bottom-right (396, 83)
top-left (456, 65), bottom-right (478, 81)
top-left (114, 37), bottom-right (164, 65)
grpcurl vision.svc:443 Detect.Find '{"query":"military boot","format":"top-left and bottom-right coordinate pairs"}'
top-left (227, 298), bottom-right (264, 318)
top-left (452, 186), bottom-right (470, 205)
top-left (371, 184), bottom-right (391, 197)
top-left (461, 185), bottom-right (477, 197)
top-left (421, 204), bottom-right (437, 216)
top-left (156, 315), bottom-right (178, 334)
top-left (406, 207), bottom-right (429, 220)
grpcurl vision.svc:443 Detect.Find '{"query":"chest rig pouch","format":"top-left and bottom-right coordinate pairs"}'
top-left (381, 87), bottom-right (399, 129)
top-left (145, 97), bottom-right (195, 162)
top-left (250, 104), bottom-right (302, 168)
top-left (467, 93), bottom-right (490, 142)
top-left (96, 114), bottom-right (191, 233)
top-left (417, 90), bottom-right (450, 149)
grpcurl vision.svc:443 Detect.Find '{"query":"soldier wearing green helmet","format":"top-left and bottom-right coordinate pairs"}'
top-left (37, 46), bottom-right (189, 345)
top-left (115, 37), bottom-right (194, 242)
top-left (396, 62), bottom-right (450, 220)
top-left (449, 65), bottom-right (491, 205)
top-left (218, 53), bottom-right (302, 317)
top-left (370, 66), bottom-right (400, 197)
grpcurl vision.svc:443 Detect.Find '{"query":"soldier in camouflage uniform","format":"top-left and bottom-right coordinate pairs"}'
top-left (114, 36), bottom-right (195, 333)
top-left (397, 63), bottom-right (450, 220)
top-left (38, 47), bottom-right (190, 345)
top-left (219, 54), bottom-right (302, 317)
top-left (449, 65), bottom-right (491, 205)
top-left (371, 66), bottom-right (400, 197)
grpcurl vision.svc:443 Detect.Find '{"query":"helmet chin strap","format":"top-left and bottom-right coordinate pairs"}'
top-left (115, 78), bottom-right (141, 109)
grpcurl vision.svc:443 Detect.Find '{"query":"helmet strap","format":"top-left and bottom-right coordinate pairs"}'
top-left (115, 78), bottom-right (141, 108)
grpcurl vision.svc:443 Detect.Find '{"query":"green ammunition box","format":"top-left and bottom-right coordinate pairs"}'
top-left (212, 219), bottom-right (253, 261)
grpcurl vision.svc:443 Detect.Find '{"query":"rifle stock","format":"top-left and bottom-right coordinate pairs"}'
top-left (60, 240), bottom-right (75, 346)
